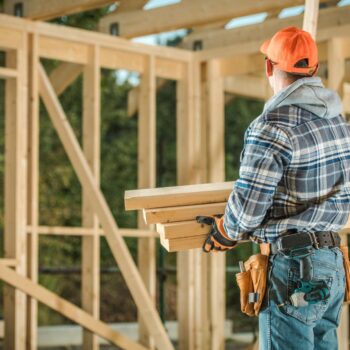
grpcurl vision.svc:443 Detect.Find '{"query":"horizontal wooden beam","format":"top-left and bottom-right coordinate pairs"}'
top-left (0, 67), bottom-right (18, 79)
top-left (224, 74), bottom-right (272, 100)
top-left (192, 5), bottom-right (350, 61)
top-left (117, 0), bottom-right (148, 12)
top-left (160, 234), bottom-right (208, 252)
top-left (0, 264), bottom-right (148, 350)
top-left (4, 0), bottom-right (114, 20)
top-left (218, 54), bottom-right (265, 77)
top-left (26, 226), bottom-right (158, 238)
top-left (0, 259), bottom-right (18, 267)
top-left (184, 4), bottom-right (347, 49)
top-left (157, 221), bottom-right (210, 239)
top-left (39, 36), bottom-right (90, 64)
top-left (0, 14), bottom-right (192, 64)
top-left (99, 0), bottom-right (316, 38)
top-left (143, 202), bottom-right (226, 225)
top-left (38, 64), bottom-right (173, 350)
top-left (125, 182), bottom-right (234, 211)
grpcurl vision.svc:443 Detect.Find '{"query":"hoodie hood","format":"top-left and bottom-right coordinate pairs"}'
top-left (263, 76), bottom-right (342, 118)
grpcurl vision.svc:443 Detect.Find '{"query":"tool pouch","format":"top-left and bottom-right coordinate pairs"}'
top-left (339, 244), bottom-right (350, 302)
top-left (236, 270), bottom-right (255, 316)
top-left (235, 253), bottom-right (269, 317)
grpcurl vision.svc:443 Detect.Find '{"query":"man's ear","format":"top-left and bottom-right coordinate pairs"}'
top-left (265, 58), bottom-right (273, 77)
top-left (311, 63), bottom-right (319, 77)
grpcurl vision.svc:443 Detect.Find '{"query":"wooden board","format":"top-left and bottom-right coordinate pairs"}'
top-left (38, 64), bottom-right (173, 350)
top-left (143, 202), bottom-right (226, 224)
top-left (157, 221), bottom-right (210, 240)
top-left (124, 181), bottom-right (233, 211)
top-left (4, 39), bottom-right (27, 350)
top-left (160, 234), bottom-right (207, 252)
top-left (99, 0), bottom-right (323, 38)
top-left (27, 225), bottom-right (158, 237)
top-left (303, 0), bottom-right (319, 39)
top-left (49, 62), bottom-right (83, 96)
top-left (27, 32), bottom-right (40, 350)
top-left (4, 0), bottom-right (114, 20)
top-left (82, 44), bottom-right (100, 350)
top-left (137, 55), bottom-right (157, 347)
top-left (0, 264), bottom-right (148, 350)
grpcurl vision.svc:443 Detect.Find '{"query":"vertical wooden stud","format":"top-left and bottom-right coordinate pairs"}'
top-left (328, 38), bottom-right (348, 350)
top-left (138, 55), bottom-right (156, 348)
top-left (26, 33), bottom-right (39, 350)
top-left (176, 60), bottom-right (196, 350)
top-left (303, 0), bottom-right (319, 39)
top-left (206, 59), bottom-right (226, 350)
top-left (39, 64), bottom-right (173, 350)
top-left (4, 33), bottom-right (28, 350)
top-left (328, 38), bottom-right (345, 97)
top-left (82, 45), bottom-right (101, 350)
top-left (177, 59), bottom-right (209, 350)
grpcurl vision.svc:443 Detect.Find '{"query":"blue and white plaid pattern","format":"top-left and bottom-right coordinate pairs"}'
top-left (223, 105), bottom-right (350, 243)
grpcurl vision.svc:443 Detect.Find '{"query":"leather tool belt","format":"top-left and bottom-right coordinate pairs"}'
top-left (270, 231), bottom-right (341, 255)
top-left (236, 230), bottom-right (346, 317)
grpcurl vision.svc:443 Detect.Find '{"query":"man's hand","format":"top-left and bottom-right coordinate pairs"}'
top-left (196, 214), bottom-right (238, 253)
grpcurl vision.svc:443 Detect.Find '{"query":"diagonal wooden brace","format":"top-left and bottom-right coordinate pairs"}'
top-left (0, 264), bottom-right (148, 350)
top-left (38, 64), bottom-right (173, 350)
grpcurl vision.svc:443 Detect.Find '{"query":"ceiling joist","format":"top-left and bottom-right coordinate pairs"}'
top-left (186, 5), bottom-right (350, 60)
top-left (98, 0), bottom-right (322, 37)
top-left (3, 0), bottom-right (115, 20)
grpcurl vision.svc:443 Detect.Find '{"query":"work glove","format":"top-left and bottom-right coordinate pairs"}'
top-left (196, 214), bottom-right (238, 253)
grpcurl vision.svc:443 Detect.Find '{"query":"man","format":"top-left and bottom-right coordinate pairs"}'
top-left (199, 26), bottom-right (350, 349)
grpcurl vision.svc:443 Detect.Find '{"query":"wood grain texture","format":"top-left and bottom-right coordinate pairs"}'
top-left (38, 64), bottom-right (173, 350)
top-left (143, 202), bottom-right (226, 224)
top-left (0, 265), bottom-right (148, 350)
top-left (125, 182), bottom-right (233, 210)
top-left (160, 234), bottom-right (207, 252)
top-left (157, 221), bottom-right (210, 239)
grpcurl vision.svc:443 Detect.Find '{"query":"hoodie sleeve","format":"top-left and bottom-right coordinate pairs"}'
top-left (223, 122), bottom-right (293, 240)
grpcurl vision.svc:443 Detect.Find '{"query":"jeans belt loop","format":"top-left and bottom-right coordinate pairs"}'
top-left (330, 231), bottom-right (336, 246)
top-left (309, 231), bottom-right (320, 249)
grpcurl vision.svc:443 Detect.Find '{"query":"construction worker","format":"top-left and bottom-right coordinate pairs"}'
top-left (198, 26), bottom-right (350, 349)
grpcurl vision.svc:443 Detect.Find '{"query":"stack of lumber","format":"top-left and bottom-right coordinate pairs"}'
top-left (125, 181), bottom-right (350, 251)
top-left (124, 182), bottom-right (234, 252)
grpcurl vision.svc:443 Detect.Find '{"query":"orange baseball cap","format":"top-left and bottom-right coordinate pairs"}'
top-left (260, 26), bottom-right (318, 75)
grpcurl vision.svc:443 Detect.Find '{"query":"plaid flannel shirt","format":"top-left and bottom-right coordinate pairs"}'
top-left (223, 105), bottom-right (350, 243)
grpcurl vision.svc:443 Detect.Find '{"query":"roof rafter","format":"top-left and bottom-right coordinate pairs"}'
top-left (3, 0), bottom-right (115, 20)
top-left (99, 0), bottom-right (323, 37)
top-left (183, 5), bottom-right (350, 60)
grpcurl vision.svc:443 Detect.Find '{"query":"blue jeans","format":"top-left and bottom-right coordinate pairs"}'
top-left (259, 247), bottom-right (345, 350)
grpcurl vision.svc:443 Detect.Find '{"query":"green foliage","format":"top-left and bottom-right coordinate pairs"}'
top-left (0, 8), bottom-right (264, 331)
top-left (225, 96), bottom-right (264, 333)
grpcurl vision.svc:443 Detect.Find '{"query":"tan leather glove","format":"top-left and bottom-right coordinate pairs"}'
top-left (196, 214), bottom-right (238, 252)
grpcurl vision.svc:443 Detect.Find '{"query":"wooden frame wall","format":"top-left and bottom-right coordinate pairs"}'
top-left (0, 4), bottom-right (350, 348)
top-left (0, 12), bottom-right (191, 350)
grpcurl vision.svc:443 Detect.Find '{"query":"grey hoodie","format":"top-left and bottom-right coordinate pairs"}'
top-left (263, 76), bottom-right (342, 119)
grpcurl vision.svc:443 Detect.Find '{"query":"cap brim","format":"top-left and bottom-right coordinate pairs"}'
top-left (260, 39), bottom-right (270, 55)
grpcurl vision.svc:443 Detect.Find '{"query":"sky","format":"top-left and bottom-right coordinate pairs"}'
top-left (115, 0), bottom-right (350, 84)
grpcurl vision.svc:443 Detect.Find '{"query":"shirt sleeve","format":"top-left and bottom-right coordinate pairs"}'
top-left (223, 122), bottom-right (293, 241)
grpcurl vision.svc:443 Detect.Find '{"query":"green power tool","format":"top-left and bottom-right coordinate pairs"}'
top-left (289, 255), bottom-right (330, 307)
